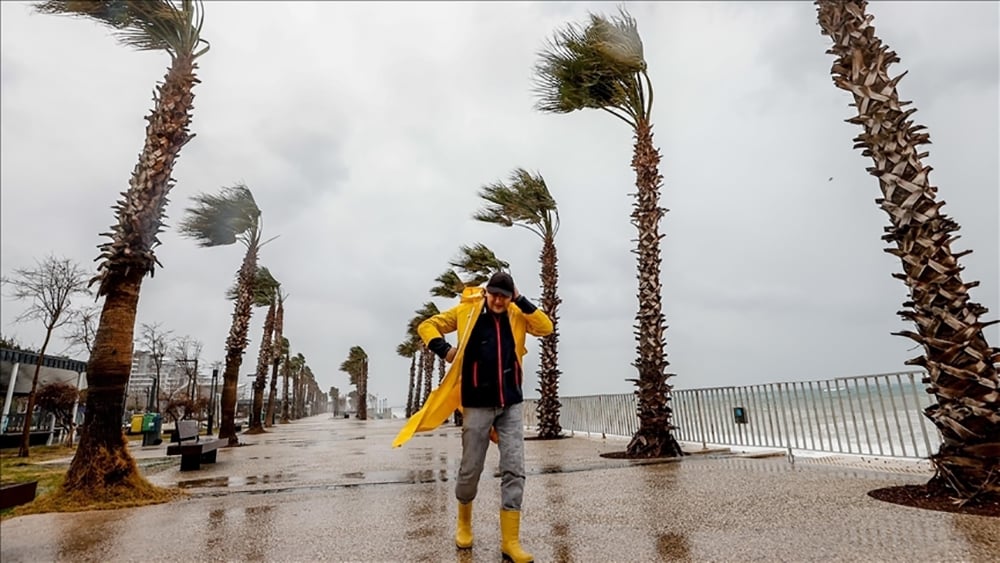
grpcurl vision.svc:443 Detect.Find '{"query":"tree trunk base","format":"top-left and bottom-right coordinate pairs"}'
top-left (243, 427), bottom-right (266, 435)
top-left (536, 422), bottom-right (563, 440)
top-left (625, 428), bottom-right (686, 458)
top-left (59, 441), bottom-right (176, 507)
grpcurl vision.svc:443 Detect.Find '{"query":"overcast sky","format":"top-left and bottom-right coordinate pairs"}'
top-left (2, 1), bottom-right (997, 409)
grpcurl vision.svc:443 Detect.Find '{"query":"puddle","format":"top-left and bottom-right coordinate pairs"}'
top-left (178, 472), bottom-right (298, 489)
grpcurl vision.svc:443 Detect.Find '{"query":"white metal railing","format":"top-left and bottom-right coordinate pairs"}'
top-left (524, 371), bottom-right (942, 459)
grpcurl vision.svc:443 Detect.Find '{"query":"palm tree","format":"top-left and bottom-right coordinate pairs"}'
top-left (816, 0), bottom-right (1000, 501)
top-left (475, 168), bottom-right (563, 439)
top-left (535, 8), bottom-right (683, 458)
top-left (329, 386), bottom-right (341, 416)
top-left (178, 184), bottom-right (266, 446)
top-left (397, 337), bottom-right (421, 418)
top-left (38, 0), bottom-right (210, 498)
top-left (282, 352), bottom-right (303, 423)
top-left (265, 306), bottom-right (287, 427)
top-left (339, 346), bottom-right (368, 419)
top-left (242, 266), bottom-right (279, 434)
top-left (411, 302), bottom-right (441, 408)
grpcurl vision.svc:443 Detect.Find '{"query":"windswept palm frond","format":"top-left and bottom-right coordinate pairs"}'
top-left (474, 168), bottom-right (559, 239)
top-left (178, 184), bottom-right (261, 248)
top-left (430, 269), bottom-right (465, 298)
top-left (36, 0), bottom-right (209, 57)
top-left (396, 338), bottom-right (420, 358)
top-left (449, 243), bottom-right (508, 286)
top-left (534, 7), bottom-right (650, 126)
top-left (411, 302), bottom-right (440, 330)
top-left (251, 267), bottom-right (278, 305)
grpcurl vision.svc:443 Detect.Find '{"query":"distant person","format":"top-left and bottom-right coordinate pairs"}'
top-left (393, 272), bottom-right (552, 563)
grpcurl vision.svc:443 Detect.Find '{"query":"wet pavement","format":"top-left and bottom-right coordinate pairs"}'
top-left (2, 415), bottom-right (997, 562)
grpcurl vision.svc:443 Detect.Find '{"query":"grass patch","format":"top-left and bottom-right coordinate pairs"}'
top-left (1, 444), bottom-right (186, 519)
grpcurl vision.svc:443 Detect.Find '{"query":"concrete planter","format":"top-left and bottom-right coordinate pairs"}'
top-left (0, 481), bottom-right (38, 510)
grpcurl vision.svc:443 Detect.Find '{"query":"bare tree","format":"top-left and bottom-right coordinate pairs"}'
top-left (62, 303), bottom-right (101, 357)
top-left (173, 335), bottom-right (203, 401)
top-left (138, 322), bottom-right (173, 413)
top-left (1, 255), bottom-right (89, 457)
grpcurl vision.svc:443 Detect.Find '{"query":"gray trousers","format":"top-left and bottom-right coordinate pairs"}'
top-left (456, 402), bottom-right (525, 510)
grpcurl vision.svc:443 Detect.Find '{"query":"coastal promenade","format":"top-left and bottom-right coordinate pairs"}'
top-left (1, 415), bottom-right (997, 562)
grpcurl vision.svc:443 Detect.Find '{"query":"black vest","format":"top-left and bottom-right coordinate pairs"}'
top-left (460, 307), bottom-right (523, 408)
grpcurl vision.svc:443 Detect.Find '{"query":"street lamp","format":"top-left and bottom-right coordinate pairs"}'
top-left (206, 367), bottom-right (219, 435)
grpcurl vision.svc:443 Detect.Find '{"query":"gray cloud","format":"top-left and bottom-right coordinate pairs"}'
top-left (2, 2), bottom-right (996, 410)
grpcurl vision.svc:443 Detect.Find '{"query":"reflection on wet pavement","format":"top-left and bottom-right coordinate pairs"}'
top-left (57, 508), bottom-right (119, 560)
top-left (5, 417), bottom-right (996, 563)
top-left (178, 473), bottom-right (299, 489)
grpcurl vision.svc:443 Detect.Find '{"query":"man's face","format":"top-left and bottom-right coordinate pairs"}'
top-left (485, 291), bottom-right (511, 314)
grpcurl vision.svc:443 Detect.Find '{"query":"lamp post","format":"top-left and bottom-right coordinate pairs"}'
top-left (206, 367), bottom-right (219, 435)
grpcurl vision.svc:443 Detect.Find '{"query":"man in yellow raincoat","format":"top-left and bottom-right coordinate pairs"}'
top-left (393, 272), bottom-right (552, 563)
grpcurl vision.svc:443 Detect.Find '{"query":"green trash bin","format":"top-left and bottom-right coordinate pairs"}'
top-left (141, 413), bottom-right (162, 446)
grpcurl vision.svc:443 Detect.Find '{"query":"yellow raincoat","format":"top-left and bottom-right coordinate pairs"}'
top-left (392, 286), bottom-right (553, 448)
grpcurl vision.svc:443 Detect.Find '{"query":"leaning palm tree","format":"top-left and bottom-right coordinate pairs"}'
top-left (339, 346), bottom-right (368, 419)
top-left (178, 184), bottom-right (267, 445)
top-left (816, 0), bottom-right (999, 501)
top-left (535, 8), bottom-right (683, 458)
top-left (265, 300), bottom-right (287, 427)
top-left (475, 168), bottom-right (563, 439)
top-left (241, 266), bottom-right (279, 434)
top-left (38, 0), bottom-right (210, 499)
top-left (397, 336), bottom-right (421, 418)
top-left (282, 352), bottom-right (304, 423)
top-left (411, 302), bottom-right (441, 408)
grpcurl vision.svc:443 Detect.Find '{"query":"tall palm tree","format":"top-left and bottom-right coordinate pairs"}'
top-left (411, 302), bottom-right (441, 408)
top-left (535, 8), bottom-right (683, 458)
top-left (266, 302), bottom-right (287, 427)
top-left (329, 386), bottom-right (340, 416)
top-left (397, 336), bottom-right (421, 418)
top-left (339, 346), bottom-right (368, 419)
top-left (816, 0), bottom-right (1000, 500)
top-left (282, 352), bottom-right (303, 423)
top-left (475, 168), bottom-right (563, 439)
top-left (242, 266), bottom-right (279, 434)
top-left (178, 184), bottom-right (266, 446)
top-left (38, 0), bottom-right (210, 498)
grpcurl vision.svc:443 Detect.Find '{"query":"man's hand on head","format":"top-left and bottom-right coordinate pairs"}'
top-left (445, 346), bottom-right (457, 363)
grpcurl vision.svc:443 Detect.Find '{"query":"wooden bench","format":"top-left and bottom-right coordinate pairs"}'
top-left (166, 420), bottom-right (226, 471)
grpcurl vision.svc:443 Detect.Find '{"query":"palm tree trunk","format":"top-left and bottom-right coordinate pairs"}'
top-left (422, 346), bottom-right (434, 408)
top-left (18, 327), bottom-right (54, 457)
top-left (817, 0), bottom-right (1000, 499)
top-left (536, 235), bottom-right (563, 439)
top-left (358, 363), bottom-right (368, 420)
top-left (280, 355), bottom-right (291, 423)
top-left (265, 300), bottom-right (284, 427)
top-left (64, 270), bottom-right (150, 494)
top-left (414, 348), bottom-right (425, 409)
top-left (219, 245), bottom-right (258, 445)
top-left (625, 120), bottom-right (684, 458)
top-left (406, 354), bottom-right (416, 418)
top-left (247, 300), bottom-right (275, 434)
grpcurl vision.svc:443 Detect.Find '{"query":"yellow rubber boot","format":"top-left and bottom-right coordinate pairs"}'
top-left (455, 502), bottom-right (473, 549)
top-left (500, 509), bottom-right (533, 563)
